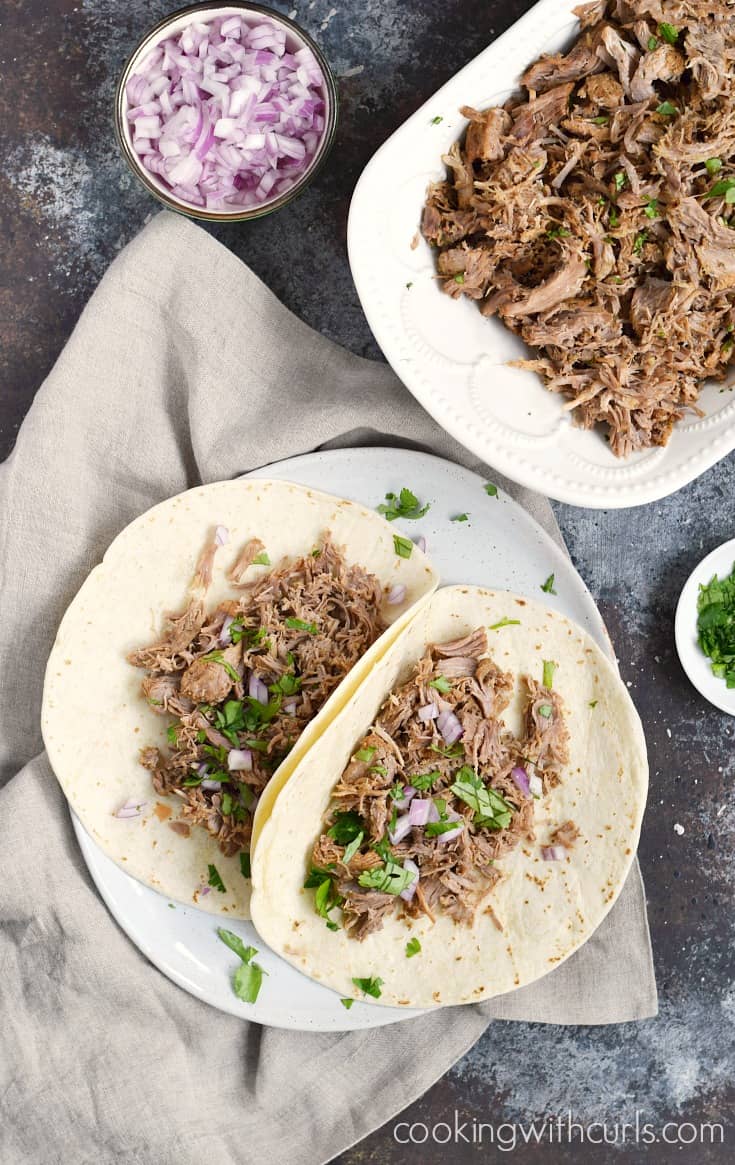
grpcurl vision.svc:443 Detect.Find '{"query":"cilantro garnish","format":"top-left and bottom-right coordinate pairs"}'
top-left (314, 875), bottom-right (344, 924)
top-left (352, 976), bottom-right (384, 998)
top-left (252, 552), bottom-right (270, 566)
top-left (393, 534), bottom-right (413, 559)
top-left (483, 482), bottom-right (498, 498)
top-left (656, 101), bottom-right (677, 117)
top-left (342, 831), bottom-right (364, 865)
top-left (430, 116), bottom-right (443, 125)
top-left (429, 675), bottom-right (451, 693)
top-left (208, 864), bottom-right (226, 893)
top-left (327, 811), bottom-right (365, 845)
top-left (425, 819), bottom-right (463, 837)
top-left (697, 563), bottom-right (735, 687)
top-left (541, 573), bottom-right (557, 595)
top-left (429, 741), bottom-right (464, 758)
top-left (546, 225), bottom-right (571, 239)
top-left (542, 660), bottom-right (557, 689)
top-left (613, 171), bottom-right (626, 193)
top-left (406, 937), bottom-right (421, 958)
top-left (240, 852), bottom-right (251, 879)
top-left (657, 21), bottom-right (679, 44)
top-left (377, 487), bottom-right (430, 521)
top-left (221, 791), bottom-right (233, 816)
top-left (454, 273), bottom-right (465, 284)
top-left (410, 770), bottom-right (440, 791)
top-left (644, 198), bottom-right (659, 220)
top-left (538, 703), bottom-right (553, 719)
top-left (166, 724), bottom-right (179, 746)
top-left (202, 651), bottom-right (240, 683)
top-left (706, 178), bottom-right (735, 204)
top-left (706, 158), bottom-right (723, 176)
top-left (450, 765), bottom-right (513, 829)
top-left (633, 231), bottom-right (647, 255)
top-left (285, 617), bottom-right (317, 634)
top-left (592, 115), bottom-right (609, 125)
top-left (452, 513), bottom-right (469, 523)
top-left (269, 673), bottom-right (302, 697)
top-left (354, 746), bottom-right (376, 763)
top-left (589, 699), bottom-right (599, 709)
top-left (217, 929), bottom-right (267, 1004)
top-left (646, 35), bottom-right (657, 51)
top-left (489, 617), bottom-right (521, 630)
top-left (357, 861), bottom-right (417, 895)
top-left (304, 865), bottom-right (336, 888)
top-left (340, 997), bottom-right (354, 1009)
top-left (369, 764), bottom-right (388, 776)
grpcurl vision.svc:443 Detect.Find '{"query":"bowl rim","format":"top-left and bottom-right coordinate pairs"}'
top-left (114, 0), bottom-right (339, 222)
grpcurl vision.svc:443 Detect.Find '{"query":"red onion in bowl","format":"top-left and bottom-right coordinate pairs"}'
top-left (117, 7), bottom-right (336, 219)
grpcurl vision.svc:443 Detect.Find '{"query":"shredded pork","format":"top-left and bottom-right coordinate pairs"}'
top-left (130, 535), bottom-right (386, 859)
top-left (422, 0), bottom-right (735, 457)
top-left (308, 629), bottom-right (570, 939)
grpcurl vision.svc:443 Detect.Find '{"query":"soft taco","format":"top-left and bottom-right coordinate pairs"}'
top-left (250, 586), bottom-right (648, 1008)
top-left (42, 479), bottom-right (438, 917)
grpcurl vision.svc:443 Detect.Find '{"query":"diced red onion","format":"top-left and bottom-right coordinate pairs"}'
top-left (418, 701), bottom-right (438, 723)
top-left (196, 762), bottom-right (209, 778)
top-left (408, 798), bottom-right (433, 826)
top-left (437, 709), bottom-right (463, 745)
top-left (399, 858), bottom-right (420, 902)
top-left (511, 766), bottom-right (531, 798)
top-left (220, 613), bottom-right (235, 644)
top-left (123, 13), bottom-right (327, 212)
top-left (201, 778), bottom-right (223, 791)
top-left (228, 748), bottom-right (253, 772)
top-left (436, 810), bottom-right (464, 845)
top-left (416, 536), bottom-right (427, 554)
top-left (200, 884), bottom-right (211, 896)
top-left (283, 698), bottom-right (298, 716)
top-left (541, 845), bottom-right (566, 861)
top-left (386, 584), bottom-right (407, 606)
top-left (249, 673), bottom-right (269, 704)
top-left (392, 786), bottom-right (417, 811)
top-left (215, 524), bottom-right (229, 546)
top-left (529, 774), bottom-right (544, 798)
top-left (388, 814), bottom-right (412, 845)
top-left (114, 797), bottom-right (147, 819)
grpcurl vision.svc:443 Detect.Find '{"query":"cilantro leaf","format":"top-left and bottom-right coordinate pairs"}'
top-left (358, 860), bottom-right (417, 895)
top-left (484, 482), bottom-right (498, 497)
top-left (656, 101), bottom-right (677, 117)
top-left (489, 617), bottom-right (521, 630)
top-left (393, 534), bottom-right (414, 559)
top-left (542, 660), bottom-right (557, 689)
top-left (706, 158), bottom-right (723, 176)
top-left (451, 765), bottom-right (513, 829)
top-left (377, 487), bottom-right (430, 521)
top-left (342, 831), bottom-right (364, 866)
top-left (706, 178), bottom-right (735, 204)
top-left (233, 959), bottom-right (266, 1004)
top-left (166, 724), bottom-right (179, 746)
top-left (410, 770), bottom-right (440, 791)
top-left (425, 819), bottom-right (463, 837)
top-left (429, 675), bottom-right (451, 693)
top-left (328, 811), bottom-right (365, 844)
top-left (217, 928), bottom-right (256, 963)
top-left (452, 513), bottom-right (469, 523)
top-left (657, 21), bottom-right (679, 44)
top-left (406, 937), bottom-right (421, 958)
top-left (538, 703), bottom-right (553, 718)
top-left (341, 997), bottom-right (355, 1009)
top-left (354, 746), bottom-right (376, 763)
top-left (240, 851), bottom-right (251, 879)
top-left (252, 552), bottom-right (271, 566)
top-left (429, 741), bottom-right (464, 758)
top-left (541, 573), bottom-right (557, 595)
top-left (352, 976), bottom-right (383, 998)
top-left (285, 617), bottom-right (317, 634)
top-left (208, 864), bottom-right (226, 893)
top-left (202, 651), bottom-right (240, 683)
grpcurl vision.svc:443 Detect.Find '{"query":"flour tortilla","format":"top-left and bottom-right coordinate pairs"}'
top-left (42, 479), bottom-right (438, 918)
top-left (250, 585), bottom-right (648, 1008)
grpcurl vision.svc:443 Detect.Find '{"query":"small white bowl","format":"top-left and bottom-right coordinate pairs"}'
top-left (675, 536), bottom-right (735, 716)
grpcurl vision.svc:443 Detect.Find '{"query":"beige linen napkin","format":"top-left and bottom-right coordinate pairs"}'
top-left (0, 212), bottom-right (656, 1165)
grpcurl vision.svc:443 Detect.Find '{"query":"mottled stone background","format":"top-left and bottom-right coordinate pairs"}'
top-left (1, 1), bottom-right (733, 1161)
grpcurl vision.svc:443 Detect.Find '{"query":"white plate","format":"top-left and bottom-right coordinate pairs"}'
top-left (347, 0), bottom-right (735, 509)
top-left (675, 537), bottom-right (735, 716)
top-left (73, 446), bottom-right (611, 1029)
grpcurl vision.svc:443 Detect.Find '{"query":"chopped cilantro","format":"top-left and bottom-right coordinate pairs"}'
top-left (314, 875), bottom-right (343, 923)
top-left (452, 513), bottom-right (469, 522)
top-left (657, 21), bottom-right (679, 44)
top-left (358, 861), bottom-right (417, 895)
top-left (608, 205), bottom-right (620, 228)
top-left (430, 115), bottom-right (443, 125)
top-left (644, 198), bottom-right (659, 219)
top-left (406, 937), bottom-right (422, 958)
top-left (538, 703), bottom-right (553, 719)
top-left (202, 651), bottom-right (240, 683)
top-left (542, 660), bottom-right (557, 689)
top-left (697, 563), bottom-right (735, 687)
top-left (217, 928), bottom-right (256, 963)
top-left (284, 616), bottom-right (317, 634)
top-left (613, 171), bottom-right (626, 193)
top-left (546, 225), bottom-right (571, 239)
top-left (342, 831), bottom-right (364, 866)
top-left (484, 482), bottom-right (498, 497)
top-left (656, 101), bottom-right (677, 117)
top-left (429, 675), bottom-right (451, 693)
top-left (706, 158), bottom-right (723, 176)
top-left (406, 281), bottom-right (413, 290)
top-left (592, 114), bottom-right (609, 125)
top-left (369, 764), bottom-right (388, 776)
top-left (304, 864), bottom-right (336, 888)
top-left (355, 746), bottom-right (376, 763)
top-left (252, 551), bottom-right (270, 566)
top-left (269, 673), bottom-right (302, 697)
top-left (377, 486), bottom-right (430, 521)
top-left (633, 231), bottom-right (648, 254)
top-left (220, 791), bottom-right (233, 816)
top-left (327, 811), bottom-right (365, 845)
top-left (707, 178), bottom-right (735, 204)
top-left (454, 273), bottom-right (465, 284)
top-left (589, 699), bottom-right (599, 709)
top-left (233, 959), bottom-right (266, 1003)
top-left (489, 616), bottom-right (521, 630)
top-left (429, 741), bottom-right (464, 758)
top-left (352, 976), bottom-right (383, 998)
top-left (393, 534), bottom-right (413, 559)
top-left (425, 819), bottom-right (463, 837)
top-left (166, 724), bottom-right (179, 746)
top-left (451, 765), bottom-right (513, 829)
top-left (647, 34), bottom-right (657, 51)
top-left (541, 573), bottom-right (557, 595)
top-left (340, 997), bottom-right (354, 1009)
top-left (168, 903), bottom-right (175, 909)
top-left (410, 770), bottom-right (440, 791)
top-left (208, 864), bottom-right (226, 893)
top-left (240, 851), bottom-right (251, 879)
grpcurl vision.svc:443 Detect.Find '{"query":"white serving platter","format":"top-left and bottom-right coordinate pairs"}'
top-left (347, 0), bottom-right (735, 508)
top-left (73, 446), bottom-right (610, 1029)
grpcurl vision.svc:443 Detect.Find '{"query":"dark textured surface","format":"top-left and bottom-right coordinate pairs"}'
top-left (1, 1), bottom-right (733, 1161)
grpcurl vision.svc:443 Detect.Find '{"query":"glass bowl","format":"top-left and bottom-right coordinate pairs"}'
top-left (114, 2), bottom-right (338, 222)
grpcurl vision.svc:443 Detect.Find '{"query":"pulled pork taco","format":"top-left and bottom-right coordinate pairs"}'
top-left (42, 479), bottom-right (438, 917)
top-left (250, 586), bottom-right (648, 1008)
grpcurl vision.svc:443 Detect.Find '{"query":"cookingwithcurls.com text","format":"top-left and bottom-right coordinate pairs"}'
top-left (392, 1110), bottom-right (725, 1151)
